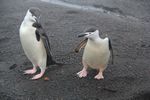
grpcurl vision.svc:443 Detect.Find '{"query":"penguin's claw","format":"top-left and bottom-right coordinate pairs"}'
top-left (24, 68), bottom-right (37, 74)
top-left (77, 70), bottom-right (87, 78)
top-left (31, 72), bottom-right (44, 80)
top-left (94, 73), bottom-right (104, 80)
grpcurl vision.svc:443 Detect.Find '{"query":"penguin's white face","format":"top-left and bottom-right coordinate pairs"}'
top-left (78, 30), bottom-right (100, 40)
top-left (24, 10), bottom-right (37, 22)
top-left (24, 7), bottom-right (41, 22)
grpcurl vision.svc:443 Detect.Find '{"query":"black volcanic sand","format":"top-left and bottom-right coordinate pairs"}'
top-left (0, 0), bottom-right (150, 100)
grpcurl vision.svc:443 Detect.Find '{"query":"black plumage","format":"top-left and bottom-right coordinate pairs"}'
top-left (32, 22), bottom-right (56, 65)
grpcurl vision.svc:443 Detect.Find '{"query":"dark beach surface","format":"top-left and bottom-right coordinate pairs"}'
top-left (0, 0), bottom-right (150, 100)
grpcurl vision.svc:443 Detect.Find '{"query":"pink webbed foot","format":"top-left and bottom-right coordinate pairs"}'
top-left (94, 72), bottom-right (104, 80)
top-left (24, 68), bottom-right (37, 75)
top-left (31, 71), bottom-right (45, 80)
top-left (77, 69), bottom-right (87, 78)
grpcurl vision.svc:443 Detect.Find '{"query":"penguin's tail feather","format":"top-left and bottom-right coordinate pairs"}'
top-left (47, 54), bottom-right (56, 65)
top-left (47, 55), bottom-right (64, 66)
top-left (109, 39), bottom-right (114, 64)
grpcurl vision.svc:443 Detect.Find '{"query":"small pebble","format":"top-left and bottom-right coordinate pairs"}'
top-left (9, 64), bottom-right (17, 70)
top-left (44, 77), bottom-right (49, 81)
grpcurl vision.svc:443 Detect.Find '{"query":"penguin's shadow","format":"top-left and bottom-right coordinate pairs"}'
top-left (87, 69), bottom-right (99, 78)
top-left (46, 63), bottom-right (64, 72)
top-left (40, 64), bottom-right (65, 75)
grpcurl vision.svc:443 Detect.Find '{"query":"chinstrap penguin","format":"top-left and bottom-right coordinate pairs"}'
top-left (19, 7), bottom-right (56, 80)
top-left (76, 27), bottom-right (113, 80)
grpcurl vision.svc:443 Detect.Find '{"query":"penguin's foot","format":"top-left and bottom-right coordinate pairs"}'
top-left (31, 72), bottom-right (44, 80)
top-left (94, 72), bottom-right (104, 80)
top-left (77, 69), bottom-right (87, 78)
top-left (24, 68), bottom-right (37, 74)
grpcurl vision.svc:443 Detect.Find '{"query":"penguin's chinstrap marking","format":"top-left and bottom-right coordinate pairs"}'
top-left (19, 7), bottom-right (56, 80)
top-left (76, 27), bottom-right (113, 80)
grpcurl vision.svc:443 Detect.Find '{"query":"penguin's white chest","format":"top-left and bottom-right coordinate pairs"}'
top-left (19, 23), bottom-right (46, 65)
top-left (83, 40), bottom-right (110, 69)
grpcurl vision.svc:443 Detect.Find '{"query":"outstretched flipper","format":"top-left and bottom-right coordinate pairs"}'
top-left (74, 38), bottom-right (88, 53)
top-left (108, 38), bottom-right (114, 64)
top-left (33, 22), bottom-right (56, 65)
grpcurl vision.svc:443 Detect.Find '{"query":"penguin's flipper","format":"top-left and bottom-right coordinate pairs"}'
top-left (33, 22), bottom-right (56, 65)
top-left (33, 22), bottom-right (52, 55)
top-left (108, 38), bottom-right (114, 64)
top-left (74, 38), bottom-right (88, 53)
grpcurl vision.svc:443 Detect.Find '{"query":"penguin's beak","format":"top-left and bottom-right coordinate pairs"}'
top-left (78, 33), bottom-right (88, 38)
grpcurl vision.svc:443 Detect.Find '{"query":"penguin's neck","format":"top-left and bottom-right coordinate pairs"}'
top-left (88, 37), bottom-right (101, 44)
top-left (89, 34), bottom-right (102, 41)
top-left (23, 14), bottom-right (36, 23)
top-left (22, 17), bottom-right (35, 26)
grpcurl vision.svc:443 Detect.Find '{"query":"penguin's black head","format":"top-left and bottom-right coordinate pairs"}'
top-left (78, 27), bottom-right (100, 39)
top-left (24, 7), bottom-right (41, 22)
top-left (84, 27), bottom-right (97, 33)
top-left (29, 7), bottom-right (41, 18)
